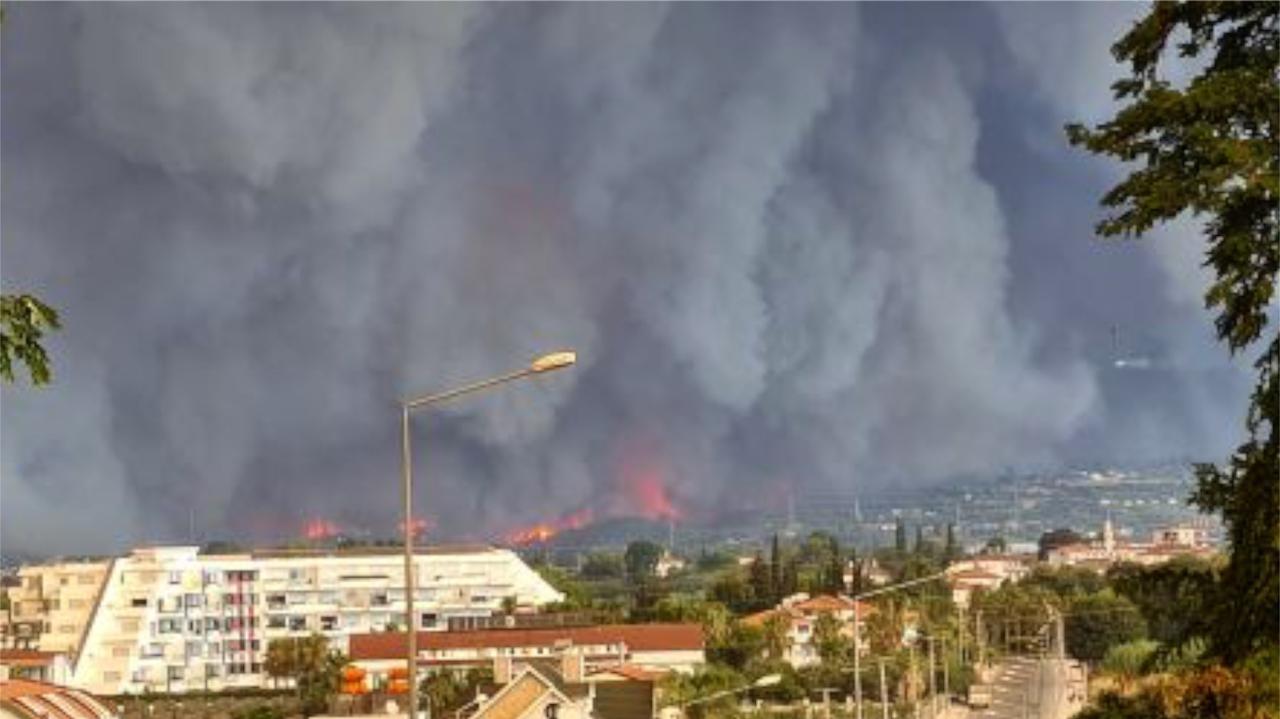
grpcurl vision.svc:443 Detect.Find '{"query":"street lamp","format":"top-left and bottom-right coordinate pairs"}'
top-left (399, 350), bottom-right (576, 719)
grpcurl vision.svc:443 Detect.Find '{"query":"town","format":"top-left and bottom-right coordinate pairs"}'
top-left (1, 505), bottom-right (1218, 718)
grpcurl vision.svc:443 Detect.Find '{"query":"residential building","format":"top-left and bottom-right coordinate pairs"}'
top-left (742, 594), bottom-right (873, 668)
top-left (459, 651), bottom-right (657, 719)
top-left (3, 561), bottom-right (110, 657)
top-left (25, 544), bottom-right (560, 696)
top-left (347, 623), bottom-right (704, 685)
top-left (944, 555), bottom-right (1033, 609)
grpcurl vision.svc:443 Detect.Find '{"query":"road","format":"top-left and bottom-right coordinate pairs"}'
top-left (971, 656), bottom-right (1083, 719)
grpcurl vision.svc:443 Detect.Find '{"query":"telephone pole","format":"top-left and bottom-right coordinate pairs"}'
top-left (878, 659), bottom-right (889, 719)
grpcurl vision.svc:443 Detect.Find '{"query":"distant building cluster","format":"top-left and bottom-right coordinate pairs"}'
top-left (1043, 519), bottom-right (1215, 570)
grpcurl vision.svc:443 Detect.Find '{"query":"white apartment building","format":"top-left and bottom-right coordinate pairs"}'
top-left (57, 545), bottom-right (561, 696)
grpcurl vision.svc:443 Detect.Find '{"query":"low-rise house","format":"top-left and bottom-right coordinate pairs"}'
top-left (461, 651), bottom-right (657, 719)
top-left (742, 594), bottom-right (874, 668)
top-left (347, 623), bottom-right (704, 687)
top-left (944, 555), bottom-right (1033, 609)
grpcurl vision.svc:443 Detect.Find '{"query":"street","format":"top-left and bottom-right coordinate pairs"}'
top-left (973, 656), bottom-right (1082, 719)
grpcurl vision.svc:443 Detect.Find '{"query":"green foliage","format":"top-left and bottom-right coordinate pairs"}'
top-left (580, 551), bottom-right (625, 579)
top-left (532, 562), bottom-right (589, 608)
top-left (657, 664), bottom-right (746, 710)
top-left (894, 519), bottom-right (907, 554)
top-left (1065, 591), bottom-right (1147, 664)
top-left (1077, 648), bottom-right (1280, 719)
top-left (706, 619), bottom-right (765, 672)
top-left (263, 634), bottom-right (346, 716)
top-left (0, 293), bottom-right (61, 385)
top-left (1107, 557), bottom-right (1218, 646)
top-left (812, 611), bottom-right (848, 665)
top-left (624, 540), bottom-right (664, 581)
top-left (1102, 640), bottom-right (1160, 690)
top-left (420, 667), bottom-right (492, 715)
top-left (696, 549), bottom-right (736, 572)
top-left (231, 707), bottom-right (285, 719)
top-left (1068, 0), bottom-right (1278, 665)
top-left (1023, 565), bottom-right (1108, 600)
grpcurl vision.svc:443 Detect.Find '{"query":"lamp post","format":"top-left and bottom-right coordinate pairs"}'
top-left (400, 350), bottom-right (576, 719)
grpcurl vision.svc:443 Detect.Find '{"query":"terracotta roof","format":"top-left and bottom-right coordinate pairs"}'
top-left (0, 649), bottom-right (60, 667)
top-left (0, 679), bottom-right (114, 719)
top-left (349, 623), bottom-right (704, 660)
top-left (792, 595), bottom-right (855, 612)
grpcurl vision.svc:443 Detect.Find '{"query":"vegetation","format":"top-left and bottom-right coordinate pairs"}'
top-left (0, 293), bottom-right (60, 385)
top-left (420, 667), bottom-right (492, 716)
top-left (262, 634), bottom-right (347, 717)
top-left (1068, 0), bottom-right (1278, 666)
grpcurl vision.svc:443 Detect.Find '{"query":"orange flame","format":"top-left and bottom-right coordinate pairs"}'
top-left (505, 507), bottom-right (595, 546)
top-left (303, 518), bottom-right (340, 540)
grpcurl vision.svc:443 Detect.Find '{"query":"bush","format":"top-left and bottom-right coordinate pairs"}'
top-left (232, 706), bottom-right (285, 719)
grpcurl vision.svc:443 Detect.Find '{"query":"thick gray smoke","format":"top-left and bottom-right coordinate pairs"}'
top-left (1, 3), bottom-right (1251, 555)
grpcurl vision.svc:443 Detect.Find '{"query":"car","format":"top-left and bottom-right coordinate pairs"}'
top-left (968, 685), bottom-right (993, 708)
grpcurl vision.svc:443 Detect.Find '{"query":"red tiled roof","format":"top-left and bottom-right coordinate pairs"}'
top-left (0, 649), bottom-right (60, 667)
top-left (792, 595), bottom-right (855, 612)
top-left (0, 679), bottom-right (114, 719)
top-left (349, 624), bottom-right (704, 660)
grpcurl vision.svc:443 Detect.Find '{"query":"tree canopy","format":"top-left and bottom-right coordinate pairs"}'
top-left (1067, 0), bottom-right (1278, 665)
top-left (0, 294), bottom-right (60, 385)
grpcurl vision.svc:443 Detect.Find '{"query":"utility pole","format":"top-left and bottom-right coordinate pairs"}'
top-left (854, 601), bottom-right (863, 719)
top-left (942, 637), bottom-right (950, 700)
top-left (878, 659), bottom-right (889, 719)
top-left (928, 638), bottom-right (937, 718)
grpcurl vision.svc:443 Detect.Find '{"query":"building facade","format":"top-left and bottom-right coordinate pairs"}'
top-left (347, 623), bottom-right (705, 685)
top-left (13, 545), bottom-right (560, 696)
top-left (3, 561), bottom-right (111, 656)
top-left (742, 594), bottom-right (873, 668)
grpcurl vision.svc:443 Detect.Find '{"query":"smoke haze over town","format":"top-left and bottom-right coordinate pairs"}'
top-left (1, 3), bottom-right (1252, 556)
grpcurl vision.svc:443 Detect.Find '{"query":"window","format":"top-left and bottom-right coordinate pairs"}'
top-left (131, 597), bottom-right (148, 608)
top-left (205, 665), bottom-right (221, 679)
top-left (421, 613), bottom-right (438, 629)
top-left (205, 618), bottom-right (221, 632)
top-left (112, 645), bottom-right (131, 658)
top-left (187, 620), bottom-right (203, 634)
top-left (142, 643), bottom-right (164, 659)
top-left (267, 616), bottom-right (286, 629)
top-left (60, 577), bottom-right (69, 586)
top-left (320, 616), bottom-right (338, 631)
top-left (186, 641), bottom-right (202, 658)
top-left (167, 666), bottom-right (184, 681)
top-left (184, 594), bottom-right (202, 608)
top-left (371, 592), bottom-right (389, 607)
top-left (288, 616), bottom-right (307, 631)
top-left (168, 572), bottom-right (182, 585)
top-left (266, 593), bottom-right (287, 610)
top-left (158, 618), bottom-right (182, 634)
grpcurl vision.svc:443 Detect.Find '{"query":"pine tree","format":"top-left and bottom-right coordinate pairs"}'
top-left (894, 519), bottom-right (907, 554)
top-left (945, 523), bottom-right (958, 562)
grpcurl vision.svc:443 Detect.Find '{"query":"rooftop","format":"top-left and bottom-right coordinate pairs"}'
top-left (349, 623), bottom-right (704, 660)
